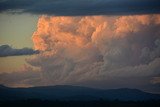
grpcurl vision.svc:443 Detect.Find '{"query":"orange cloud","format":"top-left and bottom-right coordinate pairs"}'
top-left (26, 14), bottom-right (160, 89)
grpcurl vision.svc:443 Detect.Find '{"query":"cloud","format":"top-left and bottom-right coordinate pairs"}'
top-left (0, 44), bottom-right (39, 57)
top-left (1, 14), bottom-right (160, 93)
top-left (23, 14), bottom-right (160, 93)
top-left (0, 0), bottom-right (160, 16)
top-left (0, 65), bottom-right (42, 87)
top-left (151, 77), bottom-right (160, 84)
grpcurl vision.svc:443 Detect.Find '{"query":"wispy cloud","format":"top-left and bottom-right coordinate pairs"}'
top-left (0, 0), bottom-right (160, 16)
top-left (0, 44), bottom-right (39, 57)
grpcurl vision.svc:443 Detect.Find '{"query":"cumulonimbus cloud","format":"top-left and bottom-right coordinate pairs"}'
top-left (0, 0), bottom-right (160, 16)
top-left (23, 14), bottom-right (160, 92)
top-left (0, 44), bottom-right (39, 57)
top-left (1, 14), bottom-right (160, 93)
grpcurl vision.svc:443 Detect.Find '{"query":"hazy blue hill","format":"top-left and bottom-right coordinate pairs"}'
top-left (0, 85), bottom-right (160, 101)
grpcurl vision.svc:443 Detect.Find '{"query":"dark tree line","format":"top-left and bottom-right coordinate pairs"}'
top-left (0, 99), bottom-right (160, 107)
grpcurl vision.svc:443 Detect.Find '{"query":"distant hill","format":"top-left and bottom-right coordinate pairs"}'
top-left (0, 85), bottom-right (160, 101)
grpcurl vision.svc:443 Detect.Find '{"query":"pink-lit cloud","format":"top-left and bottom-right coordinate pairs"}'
top-left (1, 14), bottom-right (160, 93)
top-left (29, 15), bottom-right (160, 88)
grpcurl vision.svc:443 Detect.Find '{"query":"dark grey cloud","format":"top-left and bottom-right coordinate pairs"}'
top-left (0, 44), bottom-right (39, 57)
top-left (0, 0), bottom-right (160, 16)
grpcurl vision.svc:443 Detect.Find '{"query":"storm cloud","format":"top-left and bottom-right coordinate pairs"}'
top-left (0, 14), bottom-right (160, 93)
top-left (0, 0), bottom-right (160, 16)
top-left (0, 44), bottom-right (39, 57)
top-left (18, 14), bottom-right (160, 93)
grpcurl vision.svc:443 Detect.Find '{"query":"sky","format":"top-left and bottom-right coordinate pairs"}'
top-left (0, 0), bottom-right (160, 93)
top-left (0, 13), bottom-right (38, 72)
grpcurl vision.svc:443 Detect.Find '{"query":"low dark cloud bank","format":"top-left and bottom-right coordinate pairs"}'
top-left (0, 0), bottom-right (160, 16)
top-left (0, 45), bottom-right (39, 57)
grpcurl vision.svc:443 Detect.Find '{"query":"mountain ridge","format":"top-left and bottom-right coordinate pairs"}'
top-left (0, 85), bottom-right (160, 101)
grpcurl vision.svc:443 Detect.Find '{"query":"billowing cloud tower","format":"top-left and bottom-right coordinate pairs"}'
top-left (27, 15), bottom-right (160, 91)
